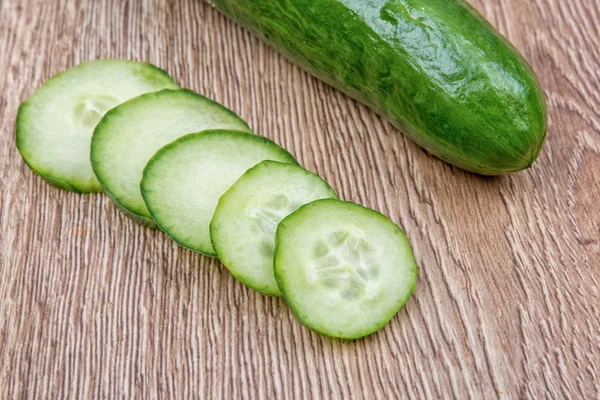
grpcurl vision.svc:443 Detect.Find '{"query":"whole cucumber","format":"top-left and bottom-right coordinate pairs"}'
top-left (207, 0), bottom-right (547, 175)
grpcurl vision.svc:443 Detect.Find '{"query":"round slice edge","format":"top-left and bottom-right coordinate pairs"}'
top-left (274, 199), bottom-right (418, 339)
top-left (16, 59), bottom-right (180, 192)
top-left (141, 130), bottom-right (298, 256)
top-left (210, 160), bottom-right (337, 296)
top-left (91, 89), bottom-right (251, 226)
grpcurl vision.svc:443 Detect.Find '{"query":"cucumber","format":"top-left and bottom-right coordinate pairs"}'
top-left (208, 0), bottom-right (547, 175)
top-left (210, 161), bottom-right (338, 296)
top-left (140, 131), bottom-right (298, 256)
top-left (90, 89), bottom-right (251, 227)
top-left (274, 199), bottom-right (418, 339)
top-left (16, 60), bottom-right (179, 192)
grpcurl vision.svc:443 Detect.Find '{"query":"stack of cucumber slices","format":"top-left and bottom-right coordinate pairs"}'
top-left (17, 59), bottom-right (418, 339)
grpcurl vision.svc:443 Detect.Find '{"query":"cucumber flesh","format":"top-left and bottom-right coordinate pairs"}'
top-left (90, 89), bottom-right (251, 226)
top-left (140, 131), bottom-right (298, 256)
top-left (16, 59), bottom-right (179, 192)
top-left (210, 161), bottom-right (337, 296)
top-left (274, 199), bottom-right (418, 339)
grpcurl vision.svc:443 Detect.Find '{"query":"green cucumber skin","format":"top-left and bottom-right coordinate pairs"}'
top-left (141, 130), bottom-right (299, 255)
top-left (90, 88), bottom-right (252, 228)
top-left (274, 199), bottom-right (419, 340)
top-left (208, 0), bottom-right (547, 174)
top-left (16, 60), bottom-right (179, 193)
top-left (106, 190), bottom-right (158, 228)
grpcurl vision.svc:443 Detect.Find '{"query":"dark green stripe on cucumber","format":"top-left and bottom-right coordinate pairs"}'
top-left (208, 0), bottom-right (547, 175)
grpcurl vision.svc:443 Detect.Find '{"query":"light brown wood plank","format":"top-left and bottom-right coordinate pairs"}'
top-left (0, 0), bottom-right (598, 398)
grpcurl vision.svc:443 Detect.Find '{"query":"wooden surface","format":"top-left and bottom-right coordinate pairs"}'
top-left (1, 0), bottom-right (599, 398)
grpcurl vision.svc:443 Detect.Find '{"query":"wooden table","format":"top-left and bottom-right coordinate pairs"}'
top-left (1, 0), bottom-right (598, 398)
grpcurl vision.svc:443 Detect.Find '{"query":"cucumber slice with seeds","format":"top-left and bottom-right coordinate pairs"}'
top-left (210, 160), bottom-right (337, 296)
top-left (91, 89), bottom-right (251, 226)
top-left (16, 59), bottom-right (179, 192)
top-left (141, 131), bottom-right (298, 256)
top-left (274, 199), bottom-right (418, 339)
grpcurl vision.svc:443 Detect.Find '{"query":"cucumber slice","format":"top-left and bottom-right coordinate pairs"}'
top-left (210, 161), bottom-right (337, 296)
top-left (274, 199), bottom-right (418, 339)
top-left (140, 131), bottom-right (298, 256)
top-left (16, 60), bottom-right (179, 192)
top-left (91, 89), bottom-right (251, 226)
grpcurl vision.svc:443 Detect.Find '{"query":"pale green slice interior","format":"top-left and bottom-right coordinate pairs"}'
top-left (16, 59), bottom-right (179, 192)
top-left (210, 161), bottom-right (337, 296)
top-left (91, 89), bottom-right (251, 225)
top-left (141, 131), bottom-right (298, 256)
top-left (274, 199), bottom-right (418, 339)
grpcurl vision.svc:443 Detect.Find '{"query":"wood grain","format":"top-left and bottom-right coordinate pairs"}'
top-left (1, 0), bottom-right (599, 398)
